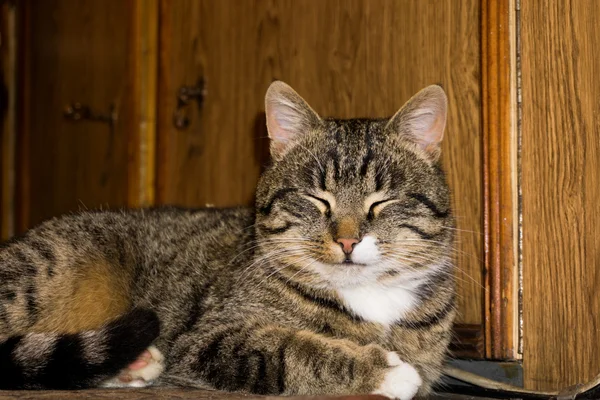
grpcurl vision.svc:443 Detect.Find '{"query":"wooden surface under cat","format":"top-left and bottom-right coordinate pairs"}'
top-left (0, 389), bottom-right (498, 400)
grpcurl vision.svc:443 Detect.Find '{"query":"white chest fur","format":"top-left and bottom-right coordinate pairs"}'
top-left (336, 283), bottom-right (420, 326)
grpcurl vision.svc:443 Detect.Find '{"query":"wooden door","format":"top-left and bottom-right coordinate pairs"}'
top-left (16, 0), bottom-right (156, 232)
top-left (157, 0), bottom-right (484, 335)
top-left (156, 1), bottom-right (269, 208)
top-left (521, 0), bottom-right (600, 391)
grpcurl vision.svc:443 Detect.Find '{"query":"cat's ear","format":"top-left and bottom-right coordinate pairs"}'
top-left (265, 81), bottom-right (322, 160)
top-left (385, 85), bottom-right (448, 161)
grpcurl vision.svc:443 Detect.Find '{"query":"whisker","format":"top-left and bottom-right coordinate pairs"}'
top-left (229, 239), bottom-right (314, 262)
top-left (380, 254), bottom-right (486, 291)
top-left (229, 241), bottom-right (314, 264)
top-left (255, 255), bottom-right (315, 286)
top-left (236, 248), bottom-right (312, 282)
top-left (391, 240), bottom-right (480, 260)
top-left (440, 226), bottom-right (482, 235)
top-left (285, 256), bottom-right (324, 285)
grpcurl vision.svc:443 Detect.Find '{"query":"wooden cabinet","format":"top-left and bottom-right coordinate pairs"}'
top-left (14, 0), bottom-right (156, 231)
top-left (2, 0), bottom-right (599, 392)
top-left (1, 1), bottom-right (15, 240)
top-left (157, 0), bottom-right (269, 207)
top-left (4, 0), bottom-right (486, 360)
top-left (156, 0), bottom-right (484, 333)
top-left (19, 0), bottom-right (130, 227)
top-left (521, 0), bottom-right (600, 390)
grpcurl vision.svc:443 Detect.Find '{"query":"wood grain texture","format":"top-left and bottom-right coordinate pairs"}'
top-left (450, 324), bottom-right (485, 359)
top-left (157, 0), bottom-right (484, 327)
top-left (127, 0), bottom-right (158, 207)
top-left (481, 0), bottom-right (519, 360)
top-left (157, 0), bottom-right (269, 208)
top-left (0, 390), bottom-right (383, 400)
top-left (0, 389), bottom-right (488, 400)
top-left (521, 0), bottom-right (600, 390)
top-left (1, 2), bottom-right (16, 240)
top-left (17, 0), bottom-right (136, 231)
top-left (15, 0), bottom-right (30, 234)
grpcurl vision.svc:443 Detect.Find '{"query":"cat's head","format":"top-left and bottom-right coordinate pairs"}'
top-left (254, 81), bottom-right (454, 289)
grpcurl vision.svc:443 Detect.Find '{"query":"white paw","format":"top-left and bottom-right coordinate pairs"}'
top-left (372, 352), bottom-right (422, 400)
top-left (100, 346), bottom-right (165, 388)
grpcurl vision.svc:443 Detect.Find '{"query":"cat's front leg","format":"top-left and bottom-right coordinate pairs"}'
top-left (371, 351), bottom-right (422, 400)
top-left (169, 325), bottom-right (422, 399)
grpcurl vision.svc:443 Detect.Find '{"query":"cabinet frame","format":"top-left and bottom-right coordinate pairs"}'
top-left (481, 0), bottom-right (520, 360)
top-left (3, 0), bottom-right (521, 362)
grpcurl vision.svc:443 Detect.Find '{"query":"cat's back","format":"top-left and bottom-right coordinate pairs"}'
top-left (133, 205), bottom-right (254, 240)
top-left (123, 206), bottom-right (256, 269)
top-left (4, 205), bottom-right (256, 294)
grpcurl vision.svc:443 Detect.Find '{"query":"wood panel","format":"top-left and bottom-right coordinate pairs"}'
top-left (156, 0), bottom-right (268, 208)
top-left (449, 324), bottom-right (485, 359)
top-left (0, 388), bottom-right (475, 400)
top-left (481, 0), bottom-right (519, 360)
top-left (1, 2), bottom-right (16, 240)
top-left (16, 0), bottom-right (152, 231)
top-left (127, 0), bottom-right (158, 207)
top-left (521, 0), bottom-right (600, 390)
top-left (158, 0), bottom-right (483, 327)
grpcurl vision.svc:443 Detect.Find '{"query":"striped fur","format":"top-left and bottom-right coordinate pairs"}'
top-left (0, 82), bottom-right (455, 398)
top-left (0, 308), bottom-right (159, 389)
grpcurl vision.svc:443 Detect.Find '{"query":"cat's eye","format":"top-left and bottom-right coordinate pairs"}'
top-left (367, 199), bottom-right (396, 219)
top-left (304, 194), bottom-right (332, 216)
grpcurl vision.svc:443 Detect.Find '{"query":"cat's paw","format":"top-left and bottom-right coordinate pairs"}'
top-left (372, 352), bottom-right (422, 400)
top-left (100, 346), bottom-right (165, 388)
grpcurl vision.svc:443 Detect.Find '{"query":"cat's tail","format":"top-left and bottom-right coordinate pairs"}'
top-left (0, 307), bottom-right (160, 389)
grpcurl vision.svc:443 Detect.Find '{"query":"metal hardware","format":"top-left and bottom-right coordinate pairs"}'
top-left (64, 102), bottom-right (117, 126)
top-left (173, 79), bottom-right (206, 130)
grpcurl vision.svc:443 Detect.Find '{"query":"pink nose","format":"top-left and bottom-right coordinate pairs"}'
top-left (336, 238), bottom-right (360, 254)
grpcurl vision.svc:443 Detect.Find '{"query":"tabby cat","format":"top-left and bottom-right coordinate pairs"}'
top-left (0, 82), bottom-right (455, 399)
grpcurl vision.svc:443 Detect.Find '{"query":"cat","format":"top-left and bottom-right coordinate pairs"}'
top-left (0, 81), bottom-right (455, 400)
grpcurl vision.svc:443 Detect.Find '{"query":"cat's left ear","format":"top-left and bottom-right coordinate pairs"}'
top-left (265, 81), bottom-right (322, 160)
top-left (385, 85), bottom-right (448, 161)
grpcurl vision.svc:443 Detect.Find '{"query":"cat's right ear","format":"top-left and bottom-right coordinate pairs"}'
top-left (265, 81), bottom-right (322, 160)
top-left (385, 85), bottom-right (448, 162)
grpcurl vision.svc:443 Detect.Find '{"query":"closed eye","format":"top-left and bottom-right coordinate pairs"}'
top-left (304, 194), bottom-right (332, 216)
top-left (368, 199), bottom-right (397, 219)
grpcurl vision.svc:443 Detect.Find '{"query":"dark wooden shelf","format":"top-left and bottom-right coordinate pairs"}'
top-left (0, 388), bottom-right (500, 400)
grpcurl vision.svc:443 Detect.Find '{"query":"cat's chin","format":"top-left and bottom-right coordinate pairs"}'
top-left (337, 261), bottom-right (368, 267)
top-left (311, 261), bottom-right (384, 288)
top-left (321, 261), bottom-right (371, 270)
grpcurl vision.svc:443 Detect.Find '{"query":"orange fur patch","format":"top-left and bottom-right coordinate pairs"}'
top-left (32, 261), bottom-right (130, 333)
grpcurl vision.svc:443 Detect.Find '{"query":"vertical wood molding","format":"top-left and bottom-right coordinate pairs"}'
top-left (155, 0), bottom-right (171, 205)
top-left (481, 0), bottom-right (519, 360)
top-left (15, 0), bottom-right (30, 234)
top-left (127, 0), bottom-right (158, 207)
top-left (1, 2), bottom-right (16, 240)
